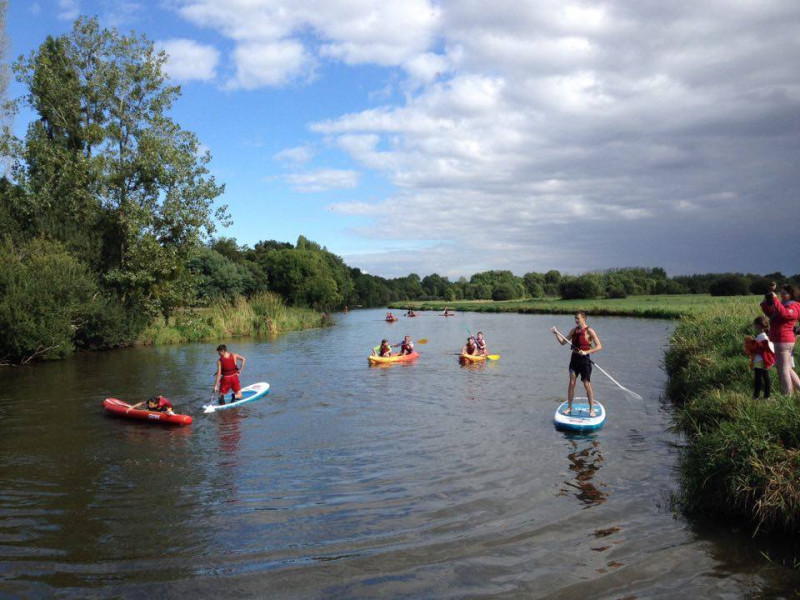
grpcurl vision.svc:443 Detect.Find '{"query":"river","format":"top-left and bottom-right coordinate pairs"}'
top-left (1, 309), bottom-right (799, 598)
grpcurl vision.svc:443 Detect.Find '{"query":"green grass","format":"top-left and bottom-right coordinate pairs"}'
top-left (137, 292), bottom-right (332, 346)
top-left (666, 302), bottom-right (800, 534)
top-left (391, 295), bottom-right (752, 319)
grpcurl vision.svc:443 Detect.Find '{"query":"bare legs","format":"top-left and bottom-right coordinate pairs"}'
top-left (566, 373), bottom-right (596, 416)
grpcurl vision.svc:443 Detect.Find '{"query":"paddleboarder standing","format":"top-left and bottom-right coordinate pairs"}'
top-left (214, 344), bottom-right (246, 405)
top-left (551, 311), bottom-right (603, 417)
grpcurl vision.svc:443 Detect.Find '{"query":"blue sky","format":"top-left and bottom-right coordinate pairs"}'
top-left (7, 1), bottom-right (800, 278)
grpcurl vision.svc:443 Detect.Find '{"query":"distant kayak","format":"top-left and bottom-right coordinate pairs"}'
top-left (553, 398), bottom-right (606, 432)
top-left (459, 353), bottom-right (486, 363)
top-left (386, 317), bottom-right (398, 322)
top-left (103, 398), bottom-right (193, 426)
top-left (368, 351), bottom-right (420, 364)
top-left (203, 382), bottom-right (270, 414)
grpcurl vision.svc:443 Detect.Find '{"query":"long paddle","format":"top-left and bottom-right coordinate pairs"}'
top-left (551, 328), bottom-right (643, 402)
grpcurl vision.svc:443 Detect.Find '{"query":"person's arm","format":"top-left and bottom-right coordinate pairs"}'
top-left (550, 327), bottom-right (567, 345)
top-left (585, 328), bottom-right (603, 355)
top-left (213, 360), bottom-right (222, 392)
top-left (769, 295), bottom-right (799, 320)
top-left (236, 354), bottom-right (245, 376)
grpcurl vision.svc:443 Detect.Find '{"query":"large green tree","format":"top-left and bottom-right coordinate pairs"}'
top-left (9, 17), bottom-right (226, 317)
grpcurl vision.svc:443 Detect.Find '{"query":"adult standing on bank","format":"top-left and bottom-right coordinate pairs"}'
top-left (551, 311), bottom-right (603, 417)
top-left (761, 283), bottom-right (800, 395)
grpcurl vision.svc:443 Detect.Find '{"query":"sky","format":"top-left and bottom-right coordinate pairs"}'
top-left (6, 0), bottom-right (800, 278)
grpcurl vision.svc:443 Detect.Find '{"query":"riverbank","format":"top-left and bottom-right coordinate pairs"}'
top-left (392, 295), bottom-right (743, 319)
top-left (137, 291), bottom-right (332, 346)
top-left (666, 301), bottom-right (800, 535)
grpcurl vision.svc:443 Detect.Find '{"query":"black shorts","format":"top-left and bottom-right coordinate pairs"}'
top-left (569, 353), bottom-right (592, 382)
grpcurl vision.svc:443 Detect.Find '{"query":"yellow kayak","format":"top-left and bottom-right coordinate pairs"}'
top-left (368, 351), bottom-right (420, 364)
top-left (459, 353), bottom-right (486, 363)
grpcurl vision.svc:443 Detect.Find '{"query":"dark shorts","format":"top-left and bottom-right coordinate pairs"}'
top-left (569, 353), bottom-right (592, 382)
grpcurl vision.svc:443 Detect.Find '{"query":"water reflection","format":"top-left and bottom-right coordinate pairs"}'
top-left (560, 435), bottom-right (608, 507)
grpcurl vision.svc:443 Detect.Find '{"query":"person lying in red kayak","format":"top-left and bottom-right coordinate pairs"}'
top-left (131, 395), bottom-right (175, 415)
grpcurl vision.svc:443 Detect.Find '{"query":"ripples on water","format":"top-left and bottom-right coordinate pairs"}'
top-left (1, 310), bottom-right (800, 598)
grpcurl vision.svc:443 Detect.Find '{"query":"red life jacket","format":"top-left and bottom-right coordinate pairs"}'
top-left (573, 326), bottom-right (592, 352)
top-left (220, 353), bottom-right (238, 376)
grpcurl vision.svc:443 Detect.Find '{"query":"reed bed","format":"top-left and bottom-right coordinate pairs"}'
top-left (137, 292), bottom-right (331, 346)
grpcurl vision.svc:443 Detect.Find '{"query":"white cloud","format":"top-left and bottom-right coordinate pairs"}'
top-left (58, 0), bottom-right (79, 20)
top-left (284, 169), bottom-right (360, 192)
top-left (172, 0), bottom-right (800, 275)
top-left (158, 39), bottom-right (220, 82)
top-left (274, 145), bottom-right (315, 165)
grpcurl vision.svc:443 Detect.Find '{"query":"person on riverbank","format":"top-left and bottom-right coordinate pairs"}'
top-left (461, 336), bottom-right (478, 356)
top-left (131, 395), bottom-right (175, 415)
top-left (214, 344), bottom-right (246, 405)
top-left (745, 316), bottom-right (775, 399)
top-left (761, 283), bottom-right (800, 395)
top-left (551, 311), bottom-right (603, 417)
top-left (394, 336), bottom-right (415, 355)
top-left (475, 331), bottom-right (488, 356)
top-left (373, 339), bottom-right (392, 357)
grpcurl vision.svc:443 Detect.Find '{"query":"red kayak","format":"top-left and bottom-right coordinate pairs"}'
top-left (103, 398), bottom-right (193, 426)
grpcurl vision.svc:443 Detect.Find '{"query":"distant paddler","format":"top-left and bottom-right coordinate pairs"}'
top-left (551, 311), bottom-right (603, 417)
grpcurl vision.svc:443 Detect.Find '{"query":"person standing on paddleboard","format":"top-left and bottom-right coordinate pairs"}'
top-left (551, 311), bottom-right (603, 417)
top-left (214, 344), bottom-right (246, 405)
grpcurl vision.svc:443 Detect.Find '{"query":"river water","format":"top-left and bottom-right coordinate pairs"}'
top-left (1, 309), bottom-right (799, 598)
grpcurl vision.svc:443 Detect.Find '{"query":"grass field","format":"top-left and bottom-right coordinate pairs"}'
top-left (391, 294), bottom-right (754, 319)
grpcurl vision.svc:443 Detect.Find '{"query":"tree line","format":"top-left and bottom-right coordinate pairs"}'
top-left (1, 17), bottom-right (797, 364)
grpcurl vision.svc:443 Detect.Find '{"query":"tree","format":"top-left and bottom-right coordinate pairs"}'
top-left (10, 17), bottom-right (226, 318)
top-left (709, 275), bottom-right (750, 297)
top-left (560, 274), bottom-right (602, 299)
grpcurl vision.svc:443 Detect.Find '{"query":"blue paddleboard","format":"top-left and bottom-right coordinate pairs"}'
top-left (553, 397), bottom-right (606, 432)
top-left (203, 382), bottom-right (270, 413)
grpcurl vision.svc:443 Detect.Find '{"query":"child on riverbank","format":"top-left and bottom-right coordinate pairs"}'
top-left (745, 316), bottom-right (775, 399)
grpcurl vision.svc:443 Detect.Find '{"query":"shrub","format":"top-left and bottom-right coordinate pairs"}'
top-left (709, 274), bottom-right (750, 296)
top-left (0, 238), bottom-right (97, 363)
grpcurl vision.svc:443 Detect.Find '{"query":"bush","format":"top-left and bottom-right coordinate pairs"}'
top-left (560, 274), bottom-right (602, 300)
top-left (492, 283), bottom-right (517, 301)
top-left (606, 286), bottom-right (627, 299)
top-left (0, 238), bottom-right (98, 363)
top-left (709, 274), bottom-right (750, 296)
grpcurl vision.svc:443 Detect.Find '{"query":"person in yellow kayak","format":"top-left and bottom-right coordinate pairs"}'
top-left (461, 336), bottom-right (478, 356)
top-left (551, 311), bottom-right (603, 417)
top-left (475, 331), bottom-right (488, 356)
top-left (393, 335), bottom-right (415, 355)
top-left (372, 339), bottom-right (393, 357)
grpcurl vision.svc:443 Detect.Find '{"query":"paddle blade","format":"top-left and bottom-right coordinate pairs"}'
top-left (417, 338), bottom-right (428, 344)
top-left (486, 354), bottom-right (500, 360)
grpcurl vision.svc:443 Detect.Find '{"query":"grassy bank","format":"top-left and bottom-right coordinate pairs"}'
top-left (392, 295), bottom-right (747, 319)
top-left (666, 302), bottom-right (800, 534)
top-left (137, 291), bottom-right (331, 346)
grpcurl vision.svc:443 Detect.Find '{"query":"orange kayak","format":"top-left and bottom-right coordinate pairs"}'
top-left (103, 398), bottom-right (193, 426)
top-left (368, 351), bottom-right (420, 364)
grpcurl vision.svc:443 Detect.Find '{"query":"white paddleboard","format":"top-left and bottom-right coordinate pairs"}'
top-left (204, 382), bottom-right (270, 414)
top-left (553, 397), bottom-right (606, 432)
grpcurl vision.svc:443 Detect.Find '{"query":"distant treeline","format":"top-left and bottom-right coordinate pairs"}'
top-left (193, 237), bottom-right (799, 306)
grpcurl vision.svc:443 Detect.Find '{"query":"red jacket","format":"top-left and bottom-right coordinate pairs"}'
top-left (744, 335), bottom-right (776, 369)
top-left (761, 296), bottom-right (799, 344)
